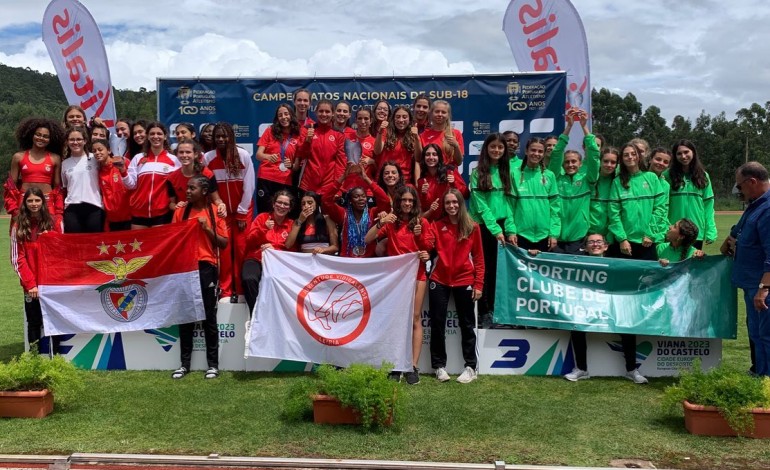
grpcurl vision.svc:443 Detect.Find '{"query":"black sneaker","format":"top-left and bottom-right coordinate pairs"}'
top-left (388, 371), bottom-right (402, 382)
top-left (171, 366), bottom-right (188, 379)
top-left (405, 366), bottom-right (420, 385)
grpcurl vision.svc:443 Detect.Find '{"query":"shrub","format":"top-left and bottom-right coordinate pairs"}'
top-left (0, 351), bottom-right (85, 405)
top-left (663, 359), bottom-right (767, 434)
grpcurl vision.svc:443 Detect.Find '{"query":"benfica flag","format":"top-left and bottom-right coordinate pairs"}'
top-left (38, 222), bottom-right (204, 335)
top-left (247, 251), bottom-right (418, 371)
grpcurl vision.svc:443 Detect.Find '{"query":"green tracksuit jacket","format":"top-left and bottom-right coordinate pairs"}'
top-left (547, 133), bottom-right (600, 242)
top-left (664, 171), bottom-right (718, 243)
top-left (656, 242), bottom-right (696, 262)
top-left (510, 164), bottom-right (560, 242)
top-left (608, 171), bottom-right (667, 244)
top-left (469, 165), bottom-right (516, 237)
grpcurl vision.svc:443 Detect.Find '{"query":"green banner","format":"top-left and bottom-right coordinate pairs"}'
top-left (494, 247), bottom-right (737, 339)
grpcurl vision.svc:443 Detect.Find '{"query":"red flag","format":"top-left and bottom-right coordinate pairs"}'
top-left (38, 222), bottom-right (205, 335)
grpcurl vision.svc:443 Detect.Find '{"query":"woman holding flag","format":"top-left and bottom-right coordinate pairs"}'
top-left (285, 191), bottom-right (338, 255)
top-left (242, 191), bottom-right (296, 316)
top-left (11, 187), bottom-right (63, 353)
top-left (469, 133), bottom-right (516, 328)
top-left (322, 163), bottom-right (390, 257)
top-left (256, 103), bottom-right (303, 213)
top-left (171, 175), bottom-right (228, 379)
top-left (608, 142), bottom-right (667, 261)
top-left (666, 140), bottom-right (717, 249)
top-left (365, 185), bottom-right (430, 385)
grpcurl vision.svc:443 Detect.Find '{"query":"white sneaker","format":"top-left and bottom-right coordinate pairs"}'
top-left (564, 367), bottom-right (590, 382)
top-left (435, 367), bottom-right (450, 382)
top-left (625, 369), bottom-right (648, 384)
top-left (456, 366), bottom-right (477, 384)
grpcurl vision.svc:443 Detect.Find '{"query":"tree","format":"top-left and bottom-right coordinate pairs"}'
top-left (670, 115), bottom-right (693, 142)
top-left (638, 105), bottom-right (670, 149)
top-left (736, 102), bottom-right (770, 167)
top-left (591, 88), bottom-right (642, 147)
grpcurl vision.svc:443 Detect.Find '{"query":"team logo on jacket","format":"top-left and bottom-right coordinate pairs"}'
top-left (296, 274), bottom-right (371, 346)
top-left (363, 142), bottom-right (372, 150)
top-left (328, 135), bottom-right (336, 142)
top-left (45, 164), bottom-right (52, 172)
top-left (87, 256), bottom-right (152, 323)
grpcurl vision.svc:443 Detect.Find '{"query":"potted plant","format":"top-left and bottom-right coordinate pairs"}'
top-left (283, 362), bottom-right (403, 429)
top-left (0, 350), bottom-right (85, 418)
top-left (663, 359), bottom-right (770, 437)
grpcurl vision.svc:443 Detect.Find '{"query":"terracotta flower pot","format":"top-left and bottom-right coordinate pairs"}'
top-left (683, 400), bottom-right (770, 438)
top-left (0, 389), bottom-right (54, 418)
top-left (311, 394), bottom-right (393, 426)
top-left (312, 394), bottom-right (361, 425)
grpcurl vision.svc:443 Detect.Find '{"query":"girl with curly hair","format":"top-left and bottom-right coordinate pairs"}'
top-left (5, 117), bottom-right (65, 218)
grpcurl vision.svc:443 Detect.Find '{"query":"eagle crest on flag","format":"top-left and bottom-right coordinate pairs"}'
top-left (87, 256), bottom-right (152, 323)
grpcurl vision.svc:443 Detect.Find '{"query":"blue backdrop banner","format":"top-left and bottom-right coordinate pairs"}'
top-left (157, 73), bottom-right (567, 180)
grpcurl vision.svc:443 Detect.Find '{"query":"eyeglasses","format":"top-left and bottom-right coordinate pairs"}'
top-left (736, 178), bottom-right (754, 191)
top-left (68, 138), bottom-right (84, 143)
top-left (585, 240), bottom-right (606, 246)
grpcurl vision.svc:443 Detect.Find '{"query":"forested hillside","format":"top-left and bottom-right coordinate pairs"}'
top-left (2, 62), bottom-right (769, 203)
top-left (0, 63), bottom-right (156, 181)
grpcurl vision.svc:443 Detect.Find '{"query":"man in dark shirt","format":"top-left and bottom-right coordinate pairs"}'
top-left (721, 162), bottom-right (770, 376)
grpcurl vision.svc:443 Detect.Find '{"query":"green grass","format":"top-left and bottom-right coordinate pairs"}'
top-left (1, 215), bottom-right (768, 468)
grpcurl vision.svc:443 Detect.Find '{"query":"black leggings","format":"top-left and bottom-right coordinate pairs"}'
top-left (178, 262), bottom-right (219, 370)
top-left (571, 331), bottom-right (637, 372)
top-left (616, 241), bottom-right (657, 261)
top-left (478, 221), bottom-right (506, 327)
top-left (429, 282), bottom-right (477, 369)
top-left (64, 203), bottom-right (104, 233)
top-left (517, 236), bottom-right (550, 252)
top-left (242, 259), bottom-right (263, 316)
top-left (24, 297), bottom-right (60, 354)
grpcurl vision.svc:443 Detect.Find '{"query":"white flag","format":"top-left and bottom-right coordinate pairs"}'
top-left (247, 251), bottom-right (419, 371)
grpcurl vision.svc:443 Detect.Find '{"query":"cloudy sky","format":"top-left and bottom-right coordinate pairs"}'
top-left (1, 0), bottom-right (768, 123)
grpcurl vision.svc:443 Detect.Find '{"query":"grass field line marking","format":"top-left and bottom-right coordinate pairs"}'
top-left (67, 452), bottom-right (638, 469)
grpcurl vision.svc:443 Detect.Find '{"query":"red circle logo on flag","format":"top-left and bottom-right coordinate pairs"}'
top-left (296, 274), bottom-right (371, 346)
